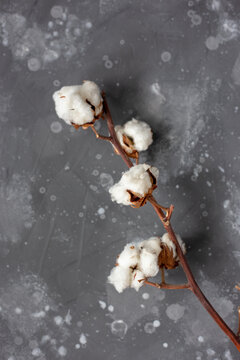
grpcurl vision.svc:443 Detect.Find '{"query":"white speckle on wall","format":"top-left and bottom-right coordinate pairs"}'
top-left (166, 303), bottom-right (185, 322)
top-left (110, 320), bottom-right (128, 338)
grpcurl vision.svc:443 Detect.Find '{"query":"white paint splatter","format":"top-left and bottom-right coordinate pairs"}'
top-left (232, 51), bottom-right (240, 85)
top-left (0, 11), bottom-right (92, 69)
top-left (79, 333), bottom-right (87, 345)
top-left (150, 83), bottom-right (166, 103)
top-left (224, 349), bottom-right (233, 360)
top-left (205, 36), bottom-right (220, 50)
top-left (99, 173), bottom-right (114, 190)
top-left (98, 300), bottom-right (106, 309)
top-left (166, 303), bottom-right (185, 322)
top-left (110, 320), bottom-right (128, 338)
top-left (108, 305), bottom-right (114, 312)
top-left (144, 322), bottom-right (155, 334)
top-left (142, 292), bottom-right (150, 300)
top-left (58, 345), bottom-right (67, 357)
top-left (54, 316), bottom-right (64, 326)
top-left (0, 274), bottom-right (55, 338)
top-left (0, 174), bottom-right (34, 245)
top-left (224, 181), bottom-right (240, 237)
top-left (161, 51), bottom-right (171, 62)
top-left (50, 121), bottom-right (63, 134)
top-left (150, 84), bottom-right (206, 180)
top-left (153, 319), bottom-right (160, 327)
top-left (198, 335), bottom-right (204, 343)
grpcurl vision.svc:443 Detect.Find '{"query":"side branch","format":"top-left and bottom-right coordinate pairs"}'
top-left (144, 279), bottom-right (190, 290)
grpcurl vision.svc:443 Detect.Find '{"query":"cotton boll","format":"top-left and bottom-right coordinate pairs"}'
top-left (120, 164), bottom-right (154, 196)
top-left (117, 243), bottom-right (140, 269)
top-left (109, 164), bottom-right (159, 206)
top-left (131, 269), bottom-right (145, 291)
top-left (123, 118), bottom-right (153, 151)
top-left (52, 81), bottom-right (102, 126)
top-left (110, 164), bottom-right (158, 204)
top-left (138, 248), bottom-right (159, 278)
top-left (108, 266), bottom-right (132, 293)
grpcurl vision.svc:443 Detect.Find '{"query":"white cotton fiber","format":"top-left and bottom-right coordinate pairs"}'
top-left (108, 266), bottom-right (132, 293)
top-left (53, 81), bottom-right (102, 126)
top-left (117, 243), bottom-right (140, 269)
top-left (131, 269), bottom-right (145, 291)
top-left (139, 236), bottom-right (161, 255)
top-left (138, 248), bottom-right (160, 278)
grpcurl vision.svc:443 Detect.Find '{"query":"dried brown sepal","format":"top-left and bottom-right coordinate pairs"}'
top-left (126, 190), bottom-right (148, 208)
top-left (113, 133), bottom-right (139, 163)
top-left (158, 243), bottom-right (179, 270)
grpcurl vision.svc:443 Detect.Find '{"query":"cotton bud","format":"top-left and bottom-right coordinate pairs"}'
top-left (109, 164), bottom-right (159, 208)
top-left (115, 119), bottom-right (153, 160)
top-left (52, 81), bottom-right (103, 128)
top-left (115, 118), bottom-right (153, 153)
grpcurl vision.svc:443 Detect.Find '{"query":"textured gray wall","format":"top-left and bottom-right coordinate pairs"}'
top-left (0, 0), bottom-right (240, 359)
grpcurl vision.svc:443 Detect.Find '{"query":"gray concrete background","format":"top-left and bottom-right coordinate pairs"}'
top-left (0, 0), bottom-right (240, 359)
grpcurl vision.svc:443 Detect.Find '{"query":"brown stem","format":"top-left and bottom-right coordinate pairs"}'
top-left (161, 267), bottom-right (165, 284)
top-left (144, 279), bottom-right (190, 290)
top-left (102, 94), bottom-right (133, 168)
top-left (238, 307), bottom-right (240, 338)
top-left (148, 194), bottom-right (240, 351)
top-left (100, 94), bottom-right (240, 352)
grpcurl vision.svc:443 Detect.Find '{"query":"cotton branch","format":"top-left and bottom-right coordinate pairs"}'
top-left (101, 94), bottom-right (240, 352)
top-left (52, 83), bottom-right (240, 352)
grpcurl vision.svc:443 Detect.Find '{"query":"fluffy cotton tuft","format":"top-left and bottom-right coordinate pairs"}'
top-left (131, 269), bottom-right (145, 291)
top-left (117, 243), bottom-right (140, 268)
top-left (138, 248), bottom-right (160, 278)
top-left (108, 266), bottom-right (132, 293)
top-left (115, 118), bottom-right (153, 153)
top-left (52, 81), bottom-right (102, 126)
top-left (109, 164), bottom-right (159, 206)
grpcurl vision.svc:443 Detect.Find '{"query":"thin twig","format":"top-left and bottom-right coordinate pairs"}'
top-left (238, 307), bottom-right (240, 338)
top-left (102, 94), bottom-right (133, 168)
top-left (90, 124), bottom-right (112, 141)
top-left (161, 267), bottom-right (165, 284)
top-left (144, 279), bottom-right (190, 290)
